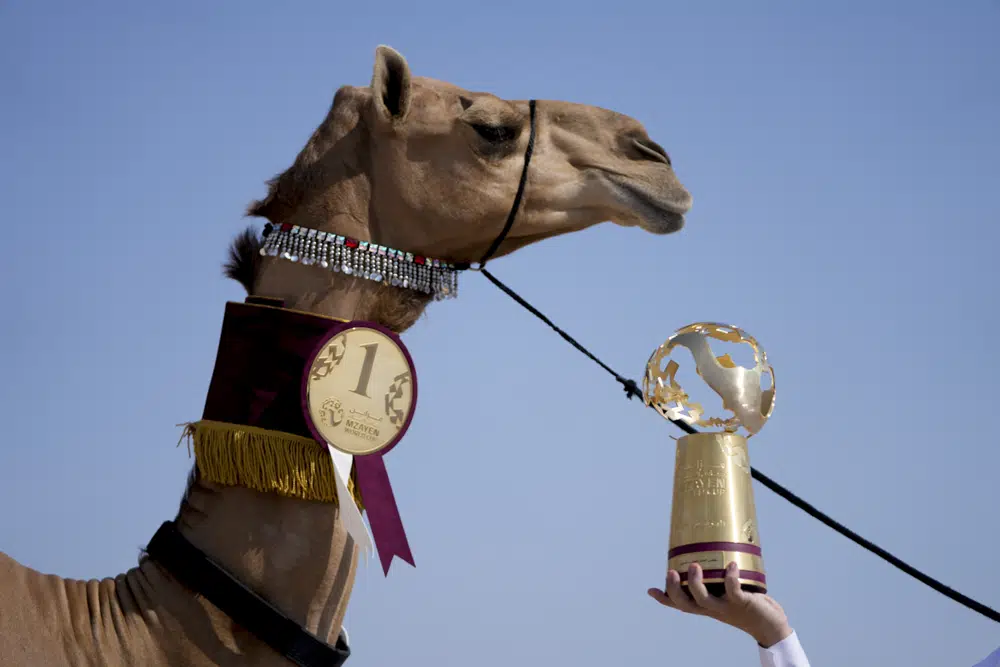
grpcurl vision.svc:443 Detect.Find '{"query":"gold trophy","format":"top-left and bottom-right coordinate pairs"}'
top-left (642, 323), bottom-right (775, 596)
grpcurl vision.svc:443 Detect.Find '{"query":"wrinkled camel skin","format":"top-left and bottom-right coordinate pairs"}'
top-left (0, 46), bottom-right (692, 666)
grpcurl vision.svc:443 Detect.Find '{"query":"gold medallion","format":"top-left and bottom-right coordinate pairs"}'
top-left (303, 323), bottom-right (417, 456)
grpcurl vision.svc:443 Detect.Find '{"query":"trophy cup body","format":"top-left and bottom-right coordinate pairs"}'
top-left (668, 432), bottom-right (765, 594)
top-left (643, 323), bottom-right (775, 596)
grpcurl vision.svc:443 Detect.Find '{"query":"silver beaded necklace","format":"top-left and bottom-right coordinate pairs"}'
top-left (259, 222), bottom-right (461, 301)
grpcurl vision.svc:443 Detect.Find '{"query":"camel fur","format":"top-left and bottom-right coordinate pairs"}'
top-left (0, 45), bottom-right (692, 666)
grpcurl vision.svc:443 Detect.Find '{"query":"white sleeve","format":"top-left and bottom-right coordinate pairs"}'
top-left (758, 630), bottom-right (810, 667)
top-left (973, 646), bottom-right (1000, 667)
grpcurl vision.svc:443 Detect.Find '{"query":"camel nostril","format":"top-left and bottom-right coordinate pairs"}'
top-left (632, 138), bottom-right (671, 166)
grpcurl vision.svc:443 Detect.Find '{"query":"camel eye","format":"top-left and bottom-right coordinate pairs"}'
top-left (471, 123), bottom-right (518, 144)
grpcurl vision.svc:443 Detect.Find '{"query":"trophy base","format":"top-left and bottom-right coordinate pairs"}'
top-left (672, 556), bottom-right (768, 597)
top-left (680, 580), bottom-right (767, 598)
top-left (668, 548), bottom-right (767, 597)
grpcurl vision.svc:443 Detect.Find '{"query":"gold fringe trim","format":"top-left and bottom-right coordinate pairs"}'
top-left (178, 420), bottom-right (364, 509)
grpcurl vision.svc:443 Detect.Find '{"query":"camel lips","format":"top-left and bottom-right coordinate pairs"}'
top-left (260, 222), bottom-right (461, 300)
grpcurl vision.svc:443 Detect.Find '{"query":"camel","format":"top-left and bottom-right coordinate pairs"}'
top-left (0, 45), bottom-right (692, 666)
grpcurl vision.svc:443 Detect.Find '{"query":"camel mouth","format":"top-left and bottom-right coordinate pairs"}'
top-left (647, 210), bottom-right (686, 234)
top-left (609, 178), bottom-right (691, 235)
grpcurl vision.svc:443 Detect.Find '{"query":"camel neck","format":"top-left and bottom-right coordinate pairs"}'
top-left (255, 259), bottom-right (433, 333)
top-left (173, 478), bottom-right (357, 655)
top-left (119, 477), bottom-right (358, 666)
top-left (141, 301), bottom-right (364, 663)
top-left (250, 161), bottom-right (436, 330)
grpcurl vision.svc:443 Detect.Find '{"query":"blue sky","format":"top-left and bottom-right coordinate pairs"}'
top-left (2, 1), bottom-right (998, 665)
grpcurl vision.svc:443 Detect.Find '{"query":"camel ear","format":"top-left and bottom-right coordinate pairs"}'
top-left (371, 45), bottom-right (412, 123)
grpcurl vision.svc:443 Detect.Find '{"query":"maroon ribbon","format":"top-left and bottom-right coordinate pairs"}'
top-left (353, 453), bottom-right (414, 574)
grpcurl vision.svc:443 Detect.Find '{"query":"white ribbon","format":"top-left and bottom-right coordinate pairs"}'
top-left (326, 444), bottom-right (373, 562)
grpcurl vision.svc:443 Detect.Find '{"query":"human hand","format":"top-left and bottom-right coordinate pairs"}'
top-left (647, 561), bottom-right (792, 648)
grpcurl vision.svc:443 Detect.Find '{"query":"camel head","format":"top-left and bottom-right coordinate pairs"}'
top-left (240, 46), bottom-right (692, 326)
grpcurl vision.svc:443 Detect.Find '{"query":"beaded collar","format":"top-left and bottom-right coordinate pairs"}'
top-left (259, 222), bottom-right (461, 300)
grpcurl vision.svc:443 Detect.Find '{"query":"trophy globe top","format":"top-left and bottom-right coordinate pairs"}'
top-left (642, 322), bottom-right (775, 438)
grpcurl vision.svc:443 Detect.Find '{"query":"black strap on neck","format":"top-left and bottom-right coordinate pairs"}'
top-left (455, 99), bottom-right (537, 271)
top-left (146, 521), bottom-right (351, 667)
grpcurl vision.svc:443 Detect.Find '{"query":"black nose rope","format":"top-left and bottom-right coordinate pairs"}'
top-left (458, 99), bottom-right (1000, 625)
top-left (454, 99), bottom-right (538, 273)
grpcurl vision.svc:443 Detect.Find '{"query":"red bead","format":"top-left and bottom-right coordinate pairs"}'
top-left (414, 255), bottom-right (426, 265)
top-left (280, 223), bottom-right (293, 232)
top-left (345, 238), bottom-right (359, 249)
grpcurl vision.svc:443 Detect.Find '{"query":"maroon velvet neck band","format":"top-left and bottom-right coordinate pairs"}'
top-left (201, 298), bottom-right (349, 438)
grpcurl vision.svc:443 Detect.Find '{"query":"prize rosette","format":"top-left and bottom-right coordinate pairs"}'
top-left (302, 322), bottom-right (418, 575)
